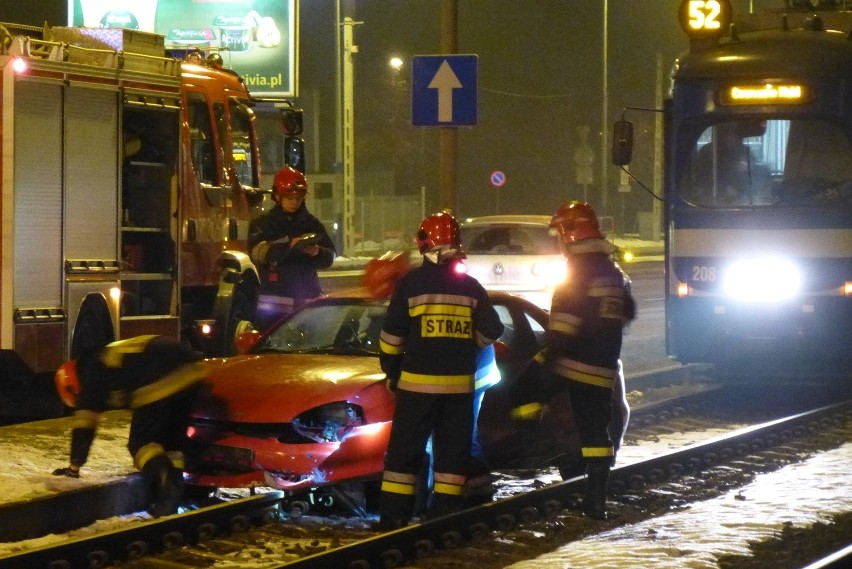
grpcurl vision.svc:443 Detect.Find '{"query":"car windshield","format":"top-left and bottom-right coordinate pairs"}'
top-left (680, 118), bottom-right (852, 208)
top-left (252, 300), bottom-right (389, 355)
top-left (461, 224), bottom-right (560, 255)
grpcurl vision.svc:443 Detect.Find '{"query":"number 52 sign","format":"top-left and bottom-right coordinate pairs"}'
top-left (679, 0), bottom-right (732, 40)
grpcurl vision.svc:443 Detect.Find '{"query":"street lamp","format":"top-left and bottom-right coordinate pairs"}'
top-left (389, 56), bottom-right (404, 71)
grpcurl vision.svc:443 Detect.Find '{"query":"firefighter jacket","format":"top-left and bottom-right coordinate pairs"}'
top-left (545, 239), bottom-right (636, 390)
top-left (69, 335), bottom-right (205, 467)
top-left (247, 201), bottom-right (336, 306)
top-left (379, 260), bottom-right (504, 394)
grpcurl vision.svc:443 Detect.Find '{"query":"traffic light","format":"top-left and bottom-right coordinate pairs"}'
top-left (284, 136), bottom-right (305, 173)
top-left (281, 107), bottom-right (303, 136)
top-left (280, 107), bottom-right (305, 172)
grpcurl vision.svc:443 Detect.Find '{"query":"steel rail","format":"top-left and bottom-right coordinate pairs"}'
top-left (0, 492), bottom-right (283, 569)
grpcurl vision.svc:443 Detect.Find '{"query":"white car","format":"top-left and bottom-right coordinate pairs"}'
top-left (460, 215), bottom-right (566, 309)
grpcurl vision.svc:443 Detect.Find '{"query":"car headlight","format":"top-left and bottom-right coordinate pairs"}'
top-left (531, 260), bottom-right (568, 288)
top-left (292, 402), bottom-right (364, 443)
top-left (722, 258), bottom-right (801, 301)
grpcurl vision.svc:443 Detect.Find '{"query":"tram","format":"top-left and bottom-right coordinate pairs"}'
top-left (615, 1), bottom-right (852, 376)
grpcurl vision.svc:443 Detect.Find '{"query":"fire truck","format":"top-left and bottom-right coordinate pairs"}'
top-left (0, 22), bottom-right (301, 414)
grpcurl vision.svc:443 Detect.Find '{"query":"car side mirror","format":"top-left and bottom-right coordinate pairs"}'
top-left (493, 340), bottom-right (511, 360)
top-left (234, 330), bottom-right (263, 353)
top-left (612, 120), bottom-right (634, 166)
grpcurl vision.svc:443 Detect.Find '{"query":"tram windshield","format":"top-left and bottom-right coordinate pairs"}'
top-left (681, 118), bottom-right (852, 207)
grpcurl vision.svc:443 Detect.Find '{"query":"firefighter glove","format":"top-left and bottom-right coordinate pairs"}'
top-left (510, 402), bottom-right (544, 421)
top-left (52, 466), bottom-right (80, 478)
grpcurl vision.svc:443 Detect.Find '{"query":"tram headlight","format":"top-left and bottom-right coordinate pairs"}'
top-left (722, 258), bottom-right (801, 301)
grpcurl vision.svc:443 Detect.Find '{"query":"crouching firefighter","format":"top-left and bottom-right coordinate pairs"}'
top-left (374, 212), bottom-right (504, 530)
top-left (53, 335), bottom-right (207, 517)
top-left (513, 202), bottom-right (636, 520)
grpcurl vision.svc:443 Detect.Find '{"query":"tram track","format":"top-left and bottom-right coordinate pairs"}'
top-left (1, 385), bottom-right (849, 569)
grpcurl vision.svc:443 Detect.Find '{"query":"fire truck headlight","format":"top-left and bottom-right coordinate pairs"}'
top-left (195, 320), bottom-right (215, 337)
top-left (722, 258), bottom-right (801, 301)
top-left (12, 58), bottom-right (28, 74)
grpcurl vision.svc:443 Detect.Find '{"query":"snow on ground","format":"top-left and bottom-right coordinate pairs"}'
top-left (506, 443), bottom-right (852, 569)
top-left (0, 411), bottom-right (134, 504)
top-left (3, 414), bottom-right (849, 569)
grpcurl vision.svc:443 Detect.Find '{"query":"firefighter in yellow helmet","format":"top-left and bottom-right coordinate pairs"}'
top-left (52, 335), bottom-right (207, 517)
top-left (374, 212), bottom-right (504, 529)
top-left (248, 166), bottom-right (336, 330)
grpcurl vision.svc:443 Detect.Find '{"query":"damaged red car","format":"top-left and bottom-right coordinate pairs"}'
top-left (184, 290), bottom-right (561, 505)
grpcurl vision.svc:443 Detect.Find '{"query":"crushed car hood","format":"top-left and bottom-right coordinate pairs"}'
top-left (198, 354), bottom-right (388, 423)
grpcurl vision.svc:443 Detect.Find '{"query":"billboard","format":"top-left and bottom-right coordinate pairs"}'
top-left (68, 0), bottom-right (298, 98)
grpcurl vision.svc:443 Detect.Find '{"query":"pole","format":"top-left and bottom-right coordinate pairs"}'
top-left (652, 53), bottom-right (663, 241)
top-left (439, 0), bottom-right (458, 214)
top-left (342, 17), bottom-right (358, 254)
top-left (600, 0), bottom-right (609, 211)
top-left (335, 0), bottom-right (342, 172)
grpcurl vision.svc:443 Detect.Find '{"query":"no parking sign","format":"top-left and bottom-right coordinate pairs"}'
top-left (490, 170), bottom-right (506, 187)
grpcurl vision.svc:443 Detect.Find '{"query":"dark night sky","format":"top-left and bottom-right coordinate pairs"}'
top-left (294, 1), bottom-right (773, 219)
top-left (4, 0), bottom-right (779, 219)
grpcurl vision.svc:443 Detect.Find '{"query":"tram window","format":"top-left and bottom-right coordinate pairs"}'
top-left (684, 118), bottom-right (852, 207)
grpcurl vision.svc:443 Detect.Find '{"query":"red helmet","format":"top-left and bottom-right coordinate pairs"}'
top-left (416, 212), bottom-right (461, 253)
top-left (363, 251), bottom-right (410, 298)
top-left (55, 360), bottom-right (80, 408)
top-left (550, 201), bottom-right (602, 243)
top-left (272, 166), bottom-right (308, 202)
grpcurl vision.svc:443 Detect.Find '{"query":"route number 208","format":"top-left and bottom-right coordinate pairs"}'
top-left (691, 265), bottom-right (717, 282)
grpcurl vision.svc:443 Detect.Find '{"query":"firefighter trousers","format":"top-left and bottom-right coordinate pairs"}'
top-left (129, 384), bottom-right (203, 470)
top-left (379, 390), bottom-right (473, 523)
top-left (567, 380), bottom-right (615, 464)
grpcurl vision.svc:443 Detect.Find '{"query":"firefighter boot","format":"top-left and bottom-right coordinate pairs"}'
top-left (582, 461), bottom-right (610, 520)
top-left (142, 454), bottom-right (184, 518)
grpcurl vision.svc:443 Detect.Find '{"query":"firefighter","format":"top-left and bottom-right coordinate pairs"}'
top-left (52, 335), bottom-right (207, 518)
top-left (375, 212), bottom-right (504, 529)
top-left (514, 201), bottom-right (636, 520)
top-left (248, 166), bottom-right (335, 330)
top-left (363, 250), bottom-right (502, 508)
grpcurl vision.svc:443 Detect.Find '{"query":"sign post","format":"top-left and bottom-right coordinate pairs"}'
top-left (490, 170), bottom-right (505, 214)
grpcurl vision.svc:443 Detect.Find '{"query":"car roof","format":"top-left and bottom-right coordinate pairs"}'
top-left (460, 214), bottom-right (553, 227)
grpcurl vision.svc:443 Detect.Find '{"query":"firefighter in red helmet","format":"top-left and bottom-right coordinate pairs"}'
top-left (51, 335), bottom-right (207, 517)
top-left (374, 212), bottom-right (504, 529)
top-left (512, 201), bottom-right (635, 520)
top-left (248, 166), bottom-right (335, 329)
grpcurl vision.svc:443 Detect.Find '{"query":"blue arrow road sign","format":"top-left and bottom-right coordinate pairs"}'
top-left (412, 54), bottom-right (478, 127)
